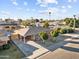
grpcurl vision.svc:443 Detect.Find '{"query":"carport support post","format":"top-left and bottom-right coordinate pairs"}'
top-left (24, 37), bottom-right (26, 43)
top-left (6, 41), bottom-right (7, 44)
top-left (18, 34), bottom-right (20, 40)
top-left (33, 35), bottom-right (36, 41)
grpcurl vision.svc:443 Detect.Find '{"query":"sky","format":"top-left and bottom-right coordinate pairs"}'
top-left (0, 0), bottom-right (79, 20)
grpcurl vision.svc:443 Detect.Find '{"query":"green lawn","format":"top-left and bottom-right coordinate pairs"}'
top-left (0, 44), bottom-right (24, 59)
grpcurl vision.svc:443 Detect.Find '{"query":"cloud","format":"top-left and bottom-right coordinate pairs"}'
top-left (67, 5), bottom-right (72, 8)
top-left (24, 2), bottom-right (27, 6)
top-left (73, 0), bottom-right (77, 2)
top-left (38, 7), bottom-right (59, 15)
top-left (17, 7), bottom-right (22, 10)
top-left (61, 6), bottom-right (66, 9)
top-left (11, 0), bottom-right (18, 6)
top-left (62, 9), bottom-right (67, 13)
top-left (37, 0), bottom-right (58, 7)
top-left (43, 0), bottom-right (58, 4)
top-left (11, 0), bottom-right (16, 1)
top-left (13, 1), bottom-right (18, 5)
top-left (40, 4), bottom-right (47, 7)
top-left (61, 5), bottom-right (72, 9)
top-left (36, 0), bottom-right (42, 4)
top-left (26, 8), bottom-right (30, 11)
top-left (1, 11), bottom-right (10, 16)
top-left (47, 7), bottom-right (58, 13)
top-left (68, 0), bottom-right (77, 2)
top-left (68, 0), bottom-right (72, 2)
top-left (32, 9), bottom-right (36, 11)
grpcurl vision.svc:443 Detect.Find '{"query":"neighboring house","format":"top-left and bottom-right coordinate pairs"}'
top-left (12, 26), bottom-right (50, 43)
top-left (0, 30), bottom-right (10, 46)
top-left (0, 36), bottom-right (9, 46)
top-left (0, 21), bottom-right (19, 31)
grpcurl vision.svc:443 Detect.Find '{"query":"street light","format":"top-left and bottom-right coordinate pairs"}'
top-left (48, 11), bottom-right (51, 20)
top-left (73, 15), bottom-right (76, 30)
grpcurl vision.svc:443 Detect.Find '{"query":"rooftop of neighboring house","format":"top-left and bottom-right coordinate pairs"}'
top-left (0, 21), bottom-right (17, 25)
top-left (0, 18), bottom-right (19, 26)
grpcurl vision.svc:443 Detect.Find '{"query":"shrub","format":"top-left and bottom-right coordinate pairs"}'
top-left (3, 44), bottom-right (10, 50)
top-left (50, 30), bottom-right (59, 42)
top-left (0, 46), bottom-right (3, 50)
top-left (39, 32), bottom-right (48, 43)
top-left (60, 28), bottom-right (74, 34)
top-left (60, 28), bottom-right (67, 34)
top-left (43, 21), bottom-right (49, 28)
top-left (55, 28), bottom-right (61, 33)
top-left (50, 30), bottom-right (59, 37)
top-left (67, 28), bottom-right (74, 33)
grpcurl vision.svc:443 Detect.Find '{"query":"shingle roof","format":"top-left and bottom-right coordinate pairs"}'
top-left (14, 26), bottom-right (50, 36)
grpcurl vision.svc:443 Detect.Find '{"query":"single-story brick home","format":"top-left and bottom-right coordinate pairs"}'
top-left (12, 26), bottom-right (50, 43)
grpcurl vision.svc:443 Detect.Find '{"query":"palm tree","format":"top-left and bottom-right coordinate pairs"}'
top-left (39, 11), bottom-right (52, 20)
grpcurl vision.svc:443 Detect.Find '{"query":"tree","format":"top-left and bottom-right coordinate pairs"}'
top-left (35, 19), bottom-right (39, 22)
top-left (21, 21), bottom-right (30, 27)
top-left (64, 18), bottom-right (73, 26)
top-left (64, 17), bottom-right (79, 28)
top-left (40, 18), bottom-right (43, 22)
top-left (39, 32), bottom-right (48, 43)
top-left (5, 19), bottom-right (10, 23)
top-left (43, 21), bottom-right (49, 28)
top-left (50, 30), bottom-right (59, 42)
top-left (18, 19), bottom-right (22, 24)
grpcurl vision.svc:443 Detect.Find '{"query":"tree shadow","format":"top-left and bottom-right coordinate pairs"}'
top-left (60, 46), bottom-right (79, 52)
top-left (68, 41), bottom-right (79, 44)
top-left (34, 39), bottom-right (69, 51)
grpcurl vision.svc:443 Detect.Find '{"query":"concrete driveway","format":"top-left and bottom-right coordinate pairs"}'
top-left (37, 38), bottom-right (79, 59)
